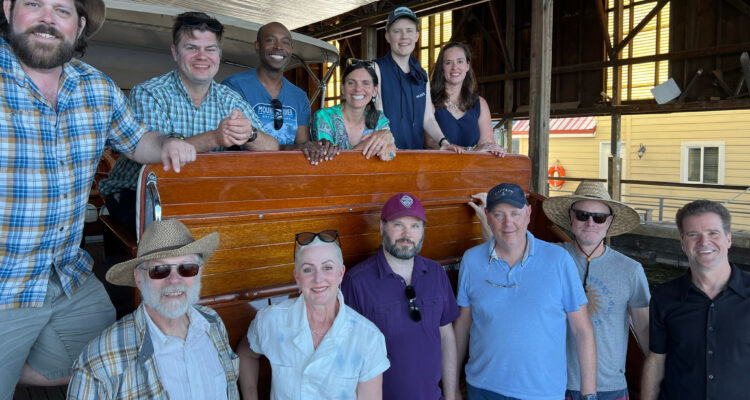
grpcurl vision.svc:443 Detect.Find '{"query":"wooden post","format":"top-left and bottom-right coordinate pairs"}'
top-left (361, 25), bottom-right (377, 60)
top-left (609, 0), bottom-right (623, 201)
top-left (528, 0), bottom-right (553, 196)
top-left (503, 0), bottom-right (516, 152)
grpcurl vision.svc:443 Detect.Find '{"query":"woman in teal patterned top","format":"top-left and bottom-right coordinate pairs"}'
top-left (312, 59), bottom-right (397, 161)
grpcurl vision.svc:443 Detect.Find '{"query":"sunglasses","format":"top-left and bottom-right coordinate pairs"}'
top-left (270, 98), bottom-right (284, 130)
top-left (571, 208), bottom-right (611, 224)
top-left (347, 58), bottom-right (376, 68)
top-left (295, 230), bottom-right (339, 246)
top-left (141, 263), bottom-right (201, 280)
top-left (405, 285), bottom-right (422, 322)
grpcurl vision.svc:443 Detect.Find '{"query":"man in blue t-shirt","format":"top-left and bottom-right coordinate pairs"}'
top-left (223, 22), bottom-right (336, 164)
top-left (454, 183), bottom-right (597, 400)
top-left (373, 7), bottom-right (460, 152)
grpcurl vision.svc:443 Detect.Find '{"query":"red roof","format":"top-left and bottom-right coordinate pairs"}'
top-left (512, 116), bottom-right (596, 136)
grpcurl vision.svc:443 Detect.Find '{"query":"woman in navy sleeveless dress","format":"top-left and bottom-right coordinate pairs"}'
top-left (431, 42), bottom-right (505, 156)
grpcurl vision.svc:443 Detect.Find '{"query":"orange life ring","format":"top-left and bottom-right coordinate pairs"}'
top-left (548, 164), bottom-right (565, 187)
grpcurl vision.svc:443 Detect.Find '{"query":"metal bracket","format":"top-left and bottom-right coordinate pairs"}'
top-left (294, 53), bottom-right (339, 108)
top-left (144, 172), bottom-right (161, 231)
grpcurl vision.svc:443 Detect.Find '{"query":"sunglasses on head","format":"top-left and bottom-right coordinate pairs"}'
top-left (141, 263), bottom-right (201, 280)
top-left (405, 285), bottom-right (422, 322)
top-left (347, 58), bottom-right (376, 71)
top-left (571, 208), bottom-right (611, 224)
top-left (295, 230), bottom-right (339, 246)
top-left (270, 98), bottom-right (284, 130)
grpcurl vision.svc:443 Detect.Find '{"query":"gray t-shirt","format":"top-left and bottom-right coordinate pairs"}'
top-left (562, 241), bottom-right (650, 392)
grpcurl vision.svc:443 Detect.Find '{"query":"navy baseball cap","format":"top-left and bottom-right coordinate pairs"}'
top-left (486, 183), bottom-right (528, 210)
top-left (386, 7), bottom-right (419, 30)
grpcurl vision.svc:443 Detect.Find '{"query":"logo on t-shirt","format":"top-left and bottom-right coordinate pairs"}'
top-left (253, 103), bottom-right (298, 145)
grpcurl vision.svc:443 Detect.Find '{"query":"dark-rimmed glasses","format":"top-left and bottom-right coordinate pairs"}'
top-left (405, 285), bottom-right (421, 322)
top-left (571, 208), bottom-right (611, 224)
top-left (140, 264), bottom-right (201, 280)
top-left (295, 230), bottom-right (339, 246)
top-left (270, 99), bottom-right (284, 130)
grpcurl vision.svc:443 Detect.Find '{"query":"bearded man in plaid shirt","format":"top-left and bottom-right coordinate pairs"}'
top-left (0, 0), bottom-right (196, 397)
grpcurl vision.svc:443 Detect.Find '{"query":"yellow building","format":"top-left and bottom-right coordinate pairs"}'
top-left (512, 110), bottom-right (750, 232)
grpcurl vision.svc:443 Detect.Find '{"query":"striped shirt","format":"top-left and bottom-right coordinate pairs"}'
top-left (98, 70), bottom-right (264, 197)
top-left (68, 304), bottom-right (240, 399)
top-left (0, 38), bottom-right (147, 309)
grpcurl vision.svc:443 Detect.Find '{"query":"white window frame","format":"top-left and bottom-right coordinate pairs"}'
top-left (680, 142), bottom-right (725, 184)
top-left (598, 141), bottom-right (627, 180)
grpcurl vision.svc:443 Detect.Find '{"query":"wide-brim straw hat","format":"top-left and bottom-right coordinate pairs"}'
top-left (542, 181), bottom-right (640, 237)
top-left (106, 219), bottom-right (219, 287)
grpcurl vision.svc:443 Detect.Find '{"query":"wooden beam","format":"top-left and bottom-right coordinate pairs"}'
top-left (612, 0), bottom-right (669, 56)
top-left (503, 0), bottom-right (516, 152)
top-left (361, 26), bottom-right (377, 60)
top-left (608, 0), bottom-right (623, 201)
top-left (476, 42), bottom-right (750, 83)
top-left (488, 0), bottom-right (515, 71)
top-left (594, 0), bottom-right (614, 58)
top-left (528, 0), bottom-right (553, 196)
top-left (724, 0), bottom-right (750, 18)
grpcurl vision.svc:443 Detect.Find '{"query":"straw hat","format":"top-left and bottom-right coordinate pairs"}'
top-left (106, 219), bottom-right (219, 287)
top-left (542, 181), bottom-right (640, 236)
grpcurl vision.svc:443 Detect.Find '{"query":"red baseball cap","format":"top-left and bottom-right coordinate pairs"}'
top-left (381, 193), bottom-right (426, 222)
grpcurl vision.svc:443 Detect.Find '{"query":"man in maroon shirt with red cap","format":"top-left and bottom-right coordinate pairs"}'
top-left (342, 192), bottom-right (459, 400)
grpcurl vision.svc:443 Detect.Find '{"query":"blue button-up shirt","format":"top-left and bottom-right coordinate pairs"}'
top-left (0, 38), bottom-right (147, 309)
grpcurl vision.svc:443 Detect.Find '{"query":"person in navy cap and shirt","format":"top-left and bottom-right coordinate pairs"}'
top-left (453, 183), bottom-right (597, 400)
top-left (342, 192), bottom-right (460, 400)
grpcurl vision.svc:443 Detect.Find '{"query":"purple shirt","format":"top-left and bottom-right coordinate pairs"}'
top-left (342, 248), bottom-right (460, 400)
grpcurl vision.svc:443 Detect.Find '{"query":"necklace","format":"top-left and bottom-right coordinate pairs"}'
top-left (446, 99), bottom-right (460, 111)
top-left (575, 239), bottom-right (603, 292)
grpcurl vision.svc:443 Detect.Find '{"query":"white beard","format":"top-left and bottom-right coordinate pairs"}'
top-left (140, 274), bottom-right (201, 319)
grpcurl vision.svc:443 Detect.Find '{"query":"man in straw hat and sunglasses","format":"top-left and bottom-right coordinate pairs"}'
top-left (342, 192), bottom-right (460, 400)
top-left (0, 0), bottom-right (195, 395)
top-left (68, 219), bottom-right (239, 399)
top-left (543, 181), bottom-right (650, 400)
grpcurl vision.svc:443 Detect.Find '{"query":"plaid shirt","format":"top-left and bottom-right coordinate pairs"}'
top-left (68, 304), bottom-right (240, 399)
top-left (98, 70), bottom-right (264, 197)
top-left (0, 39), bottom-right (147, 309)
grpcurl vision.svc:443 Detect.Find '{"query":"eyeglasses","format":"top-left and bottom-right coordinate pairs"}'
top-left (270, 99), bottom-right (284, 130)
top-left (571, 208), bottom-right (612, 224)
top-left (485, 279), bottom-right (519, 289)
top-left (140, 263), bottom-right (201, 280)
top-left (295, 230), bottom-right (339, 246)
top-left (405, 285), bottom-right (421, 322)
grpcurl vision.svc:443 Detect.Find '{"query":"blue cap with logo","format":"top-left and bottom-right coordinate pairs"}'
top-left (486, 183), bottom-right (528, 210)
top-left (386, 7), bottom-right (419, 30)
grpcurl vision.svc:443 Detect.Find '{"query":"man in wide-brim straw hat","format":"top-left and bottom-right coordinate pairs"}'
top-left (543, 181), bottom-right (650, 400)
top-left (68, 219), bottom-right (240, 399)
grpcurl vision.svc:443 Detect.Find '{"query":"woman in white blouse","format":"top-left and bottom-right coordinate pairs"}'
top-left (237, 230), bottom-right (390, 399)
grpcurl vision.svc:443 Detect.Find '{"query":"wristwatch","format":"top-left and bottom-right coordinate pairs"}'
top-left (248, 126), bottom-right (258, 142)
top-left (438, 137), bottom-right (449, 147)
top-left (581, 394), bottom-right (598, 400)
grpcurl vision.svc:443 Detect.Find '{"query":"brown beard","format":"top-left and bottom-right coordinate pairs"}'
top-left (7, 23), bottom-right (76, 69)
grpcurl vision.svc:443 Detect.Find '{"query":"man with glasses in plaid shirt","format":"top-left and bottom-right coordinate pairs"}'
top-left (69, 219), bottom-right (239, 399)
top-left (99, 11), bottom-right (277, 235)
top-left (0, 0), bottom-right (196, 396)
top-left (342, 192), bottom-right (460, 400)
top-left (454, 183), bottom-right (597, 400)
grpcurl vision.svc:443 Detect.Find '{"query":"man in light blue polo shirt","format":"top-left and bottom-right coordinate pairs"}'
top-left (454, 183), bottom-right (598, 400)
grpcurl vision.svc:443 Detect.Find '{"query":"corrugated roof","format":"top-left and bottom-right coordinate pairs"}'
top-left (512, 117), bottom-right (597, 136)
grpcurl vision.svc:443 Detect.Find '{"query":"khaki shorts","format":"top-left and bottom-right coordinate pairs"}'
top-left (0, 269), bottom-right (115, 400)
